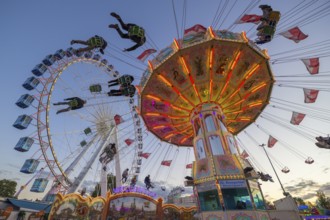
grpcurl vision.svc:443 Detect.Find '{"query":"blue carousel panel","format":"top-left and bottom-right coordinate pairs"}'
top-left (16, 94), bottom-right (35, 109)
top-left (20, 159), bottom-right (39, 174)
top-left (42, 54), bottom-right (56, 66)
top-left (44, 193), bottom-right (56, 202)
top-left (32, 63), bottom-right (47, 77)
top-left (22, 77), bottom-right (40, 90)
top-left (13, 114), bottom-right (32, 130)
top-left (30, 178), bottom-right (49, 192)
top-left (14, 137), bottom-right (34, 152)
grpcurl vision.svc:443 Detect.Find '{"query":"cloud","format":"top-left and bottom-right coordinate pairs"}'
top-left (301, 193), bottom-right (316, 200)
top-left (322, 167), bottom-right (330, 174)
top-left (283, 179), bottom-right (330, 202)
top-left (0, 169), bottom-right (11, 176)
top-left (7, 163), bottom-right (21, 169)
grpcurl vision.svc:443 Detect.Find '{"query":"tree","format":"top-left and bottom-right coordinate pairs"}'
top-left (91, 174), bottom-right (116, 197)
top-left (294, 197), bottom-right (306, 206)
top-left (0, 179), bottom-right (17, 197)
top-left (316, 191), bottom-right (330, 209)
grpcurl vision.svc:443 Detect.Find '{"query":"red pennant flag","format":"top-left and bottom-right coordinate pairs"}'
top-left (240, 150), bottom-right (249, 159)
top-left (137, 49), bottom-right (157, 62)
top-left (184, 24), bottom-right (207, 36)
top-left (303, 88), bottom-right (319, 103)
top-left (114, 115), bottom-right (124, 125)
top-left (125, 139), bottom-right (134, 146)
top-left (290, 112), bottom-right (305, 125)
top-left (161, 160), bottom-right (172, 166)
top-left (235, 14), bottom-right (262, 24)
top-left (301, 58), bottom-right (319, 75)
top-left (186, 163), bottom-right (193, 169)
top-left (267, 136), bottom-right (278, 148)
top-left (141, 153), bottom-right (151, 159)
top-left (279, 27), bottom-right (308, 43)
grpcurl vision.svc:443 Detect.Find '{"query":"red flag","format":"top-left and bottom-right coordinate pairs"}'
top-left (161, 160), bottom-right (172, 166)
top-left (240, 150), bottom-right (249, 159)
top-left (137, 49), bottom-right (157, 62)
top-left (125, 139), bottom-right (134, 146)
top-left (303, 88), bottom-right (319, 103)
top-left (235, 14), bottom-right (262, 24)
top-left (186, 163), bottom-right (193, 169)
top-left (279, 27), bottom-right (308, 43)
top-left (290, 112), bottom-right (305, 125)
top-left (184, 24), bottom-right (207, 36)
top-left (141, 153), bottom-right (151, 159)
top-left (114, 115), bottom-right (124, 125)
top-left (267, 136), bottom-right (278, 148)
top-left (301, 58), bottom-right (319, 75)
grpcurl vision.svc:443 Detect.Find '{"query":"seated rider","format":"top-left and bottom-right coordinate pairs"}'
top-left (108, 74), bottom-right (134, 88)
top-left (109, 12), bottom-right (146, 52)
top-left (144, 175), bottom-right (154, 190)
top-left (316, 136), bottom-right (330, 145)
top-left (71, 35), bottom-right (108, 54)
top-left (130, 175), bottom-right (137, 187)
top-left (315, 136), bottom-right (330, 149)
top-left (255, 5), bottom-right (278, 45)
top-left (53, 97), bottom-right (86, 114)
top-left (108, 84), bottom-right (136, 98)
top-left (122, 168), bottom-right (129, 183)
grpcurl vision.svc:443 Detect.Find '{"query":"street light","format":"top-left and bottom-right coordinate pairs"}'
top-left (259, 143), bottom-right (290, 197)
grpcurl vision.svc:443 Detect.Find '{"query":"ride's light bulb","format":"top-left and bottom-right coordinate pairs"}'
top-left (209, 48), bottom-right (214, 69)
top-left (250, 82), bottom-right (267, 93)
top-left (230, 50), bottom-right (241, 70)
top-left (243, 64), bottom-right (260, 80)
top-left (180, 56), bottom-right (190, 74)
top-left (148, 60), bottom-right (153, 71)
top-left (146, 95), bottom-right (162, 102)
top-left (158, 74), bottom-right (172, 87)
top-left (145, 113), bottom-right (161, 116)
top-left (180, 137), bottom-right (188, 144)
top-left (153, 125), bottom-right (166, 129)
top-left (165, 133), bottom-right (175, 139)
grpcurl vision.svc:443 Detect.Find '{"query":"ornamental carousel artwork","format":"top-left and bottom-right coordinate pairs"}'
top-left (138, 25), bottom-right (274, 219)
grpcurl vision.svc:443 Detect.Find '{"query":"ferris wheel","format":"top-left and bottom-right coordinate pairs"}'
top-left (13, 47), bottom-right (144, 199)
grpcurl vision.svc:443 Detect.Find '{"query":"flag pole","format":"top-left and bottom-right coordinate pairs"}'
top-left (259, 143), bottom-right (289, 197)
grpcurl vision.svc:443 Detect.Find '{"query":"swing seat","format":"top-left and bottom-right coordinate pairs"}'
top-left (89, 84), bottom-right (102, 93)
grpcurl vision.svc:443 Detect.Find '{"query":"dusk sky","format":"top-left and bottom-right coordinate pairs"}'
top-left (1, 0), bottom-right (329, 203)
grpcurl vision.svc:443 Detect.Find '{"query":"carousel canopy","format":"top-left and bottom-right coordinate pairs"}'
top-left (139, 27), bottom-right (274, 146)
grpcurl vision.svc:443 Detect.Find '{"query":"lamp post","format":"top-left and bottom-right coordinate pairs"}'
top-left (259, 143), bottom-right (289, 197)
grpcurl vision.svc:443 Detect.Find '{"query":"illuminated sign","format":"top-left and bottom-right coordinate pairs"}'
top-left (219, 180), bottom-right (246, 189)
top-left (112, 186), bottom-right (157, 198)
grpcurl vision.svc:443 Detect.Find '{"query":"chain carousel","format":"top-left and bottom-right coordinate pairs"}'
top-left (137, 27), bottom-right (273, 219)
